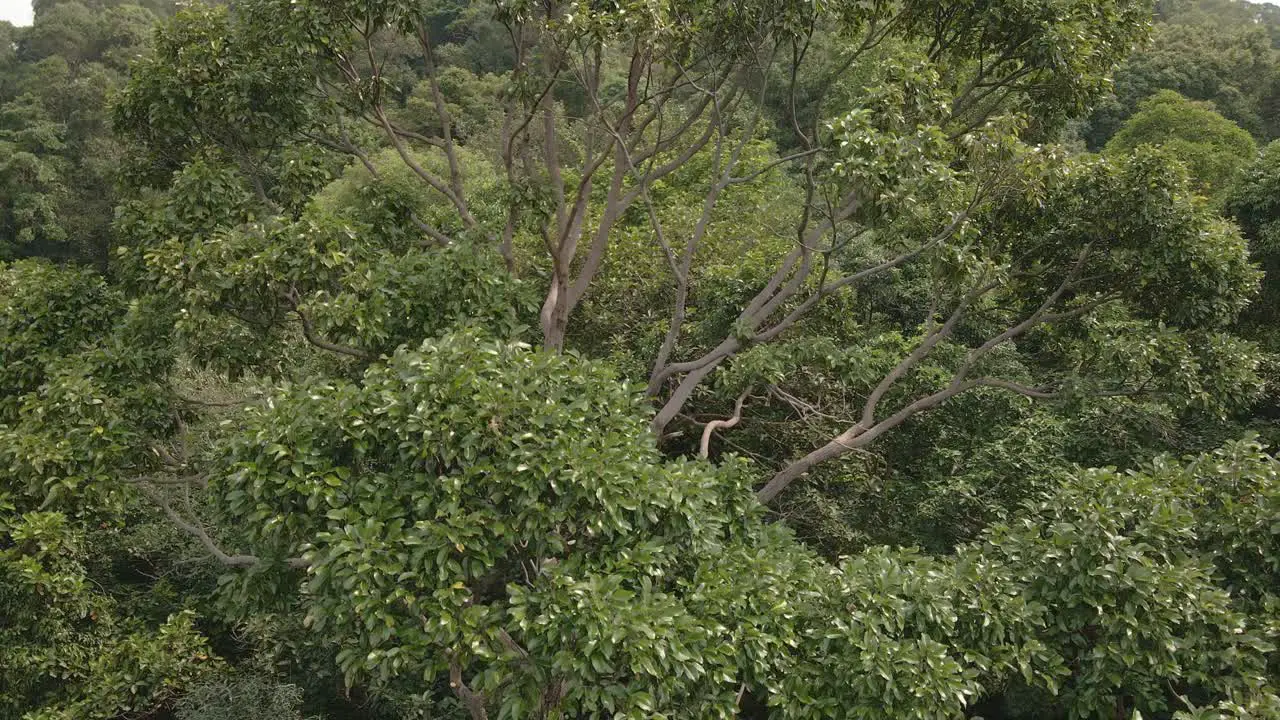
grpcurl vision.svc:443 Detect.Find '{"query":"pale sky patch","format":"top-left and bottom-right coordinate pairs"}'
top-left (0, 0), bottom-right (33, 27)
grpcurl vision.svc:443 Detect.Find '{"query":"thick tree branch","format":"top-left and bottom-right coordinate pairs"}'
top-left (756, 246), bottom-right (1110, 504)
top-left (449, 661), bottom-right (489, 720)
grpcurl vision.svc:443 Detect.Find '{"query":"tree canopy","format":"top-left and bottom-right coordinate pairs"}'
top-left (1, 0), bottom-right (1279, 718)
top-left (1105, 90), bottom-right (1257, 202)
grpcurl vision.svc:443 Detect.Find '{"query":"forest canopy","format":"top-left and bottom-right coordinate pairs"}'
top-left (2, 0), bottom-right (1280, 718)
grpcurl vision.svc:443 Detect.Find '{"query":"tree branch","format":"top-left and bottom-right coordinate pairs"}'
top-left (138, 484), bottom-right (279, 568)
top-left (756, 245), bottom-right (1110, 504)
top-left (699, 389), bottom-right (752, 459)
top-left (449, 660), bottom-right (489, 720)
top-left (285, 289), bottom-right (373, 360)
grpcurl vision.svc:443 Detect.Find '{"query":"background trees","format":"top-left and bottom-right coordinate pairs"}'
top-left (1105, 90), bottom-right (1257, 202)
top-left (1082, 0), bottom-right (1280, 148)
top-left (0, 0), bottom-right (160, 265)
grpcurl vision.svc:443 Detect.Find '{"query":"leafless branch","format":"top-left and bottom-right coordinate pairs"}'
top-left (449, 660), bottom-right (489, 720)
top-left (756, 245), bottom-right (1114, 504)
top-left (699, 389), bottom-right (752, 459)
top-left (138, 484), bottom-right (284, 568)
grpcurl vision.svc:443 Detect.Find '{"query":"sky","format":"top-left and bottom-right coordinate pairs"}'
top-left (1, 0), bottom-right (1280, 26)
top-left (1, 0), bottom-right (33, 26)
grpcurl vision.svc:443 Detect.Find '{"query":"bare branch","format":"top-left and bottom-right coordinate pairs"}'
top-left (860, 277), bottom-right (998, 426)
top-left (125, 473), bottom-right (208, 490)
top-left (755, 377), bottom-right (978, 504)
top-left (699, 389), bottom-right (752, 459)
top-left (412, 22), bottom-right (467, 204)
top-left (753, 207), bottom-right (974, 345)
top-left (970, 377), bottom-right (1060, 398)
top-left (449, 660), bottom-right (489, 720)
top-left (137, 485), bottom-right (259, 568)
top-left (373, 105), bottom-right (476, 226)
top-left (726, 148), bottom-right (822, 185)
top-left (755, 246), bottom-right (1113, 504)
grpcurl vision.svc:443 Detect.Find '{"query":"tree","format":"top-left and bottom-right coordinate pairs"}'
top-left (1105, 90), bottom-right (1257, 203)
top-left (1228, 140), bottom-right (1280, 262)
top-left (8, 275), bottom-right (1272, 715)
top-left (1083, 0), bottom-right (1280, 148)
top-left (1225, 140), bottom-right (1280, 424)
top-left (111, 0), bottom-right (1258, 504)
top-left (0, 0), bottom-right (162, 265)
top-left (0, 510), bottom-right (220, 720)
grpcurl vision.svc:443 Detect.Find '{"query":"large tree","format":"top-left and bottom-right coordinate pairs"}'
top-left (112, 0), bottom-right (1264, 505)
top-left (2, 255), bottom-right (1276, 716)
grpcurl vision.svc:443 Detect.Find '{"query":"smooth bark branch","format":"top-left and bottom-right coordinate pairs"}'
top-left (726, 148), bottom-right (822, 185)
top-left (754, 208), bottom-right (975, 345)
top-left (285, 289), bottom-right (373, 360)
top-left (328, 120), bottom-right (455, 246)
top-left (449, 661), bottom-right (489, 720)
top-left (294, 307), bottom-right (371, 360)
top-left (340, 31), bottom-right (476, 226)
top-left (757, 246), bottom-right (1113, 504)
top-left (646, 199), bottom-right (866, 435)
top-left (755, 377), bottom-right (979, 504)
top-left (859, 288), bottom-right (976, 427)
top-left (647, 86), bottom-right (742, 383)
top-left (413, 22), bottom-right (468, 206)
top-left (535, 38), bottom-right (638, 348)
top-left (699, 389), bottom-right (752, 458)
top-left (136, 484), bottom-right (306, 570)
top-left (374, 104), bottom-right (476, 226)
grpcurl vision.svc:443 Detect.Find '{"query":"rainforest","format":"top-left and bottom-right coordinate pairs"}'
top-left (2, 0), bottom-right (1280, 717)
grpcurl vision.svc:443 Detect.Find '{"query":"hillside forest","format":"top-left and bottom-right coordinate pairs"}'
top-left (4, 0), bottom-right (1280, 717)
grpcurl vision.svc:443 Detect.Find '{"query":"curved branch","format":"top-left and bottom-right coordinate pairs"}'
top-left (285, 290), bottom-right (373, 360)
top-left (137, 485), bottom-right (257, 568)
top-left (756, 246), bottom-right (1112, 505)
top-left (449, 660), bottom-right (489, 720)
top-left (699, 389), bottom-right (751, 459)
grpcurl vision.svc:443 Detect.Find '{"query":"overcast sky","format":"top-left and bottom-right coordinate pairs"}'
top-left (2, 0), bottom-right (1280, 30)
top-left (1, 0), bottom-right (32, 26)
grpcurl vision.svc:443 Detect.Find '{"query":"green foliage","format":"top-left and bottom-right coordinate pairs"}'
top-left (0, 1), bottom-right (159, 264)
top-left (396, 68), bottom-right (505, 145)
top-left (213, 331), bottom-right (766, 715)
top-left (0, 260), bottom-right (175, 512)
top-left (114, 152), bottom-right (530, 375)
top-left (113, 3), bottom-right (316, 180)
top-left (0, 260), bottom-right (125, 419)
top-left (204, 334), bottom-right (1277, 716)
top-left (1228, 140), bottom-right (1280, 257)
top-left (900, 0), bottom-right (1154, 129)
top-left (1106, 90), bottom-right (1257, 202)
top-left (2, 0), bottom-right (1277, 718)
top-left (1085, 0), bottom-right (1280, 147)
top-left (979, 440), bottom-right (1279, 718)
top-left (174, 673), bottom-right (308, 720)
top-left (0, 508), bottom-right (220, 720)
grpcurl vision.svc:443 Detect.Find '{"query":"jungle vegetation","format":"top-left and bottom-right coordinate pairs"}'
top-left (3, 0), bottom-right (1280, 717)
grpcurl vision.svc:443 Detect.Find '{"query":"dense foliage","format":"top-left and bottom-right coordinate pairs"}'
top-left (2, 0), bottom-right (1279, 718)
